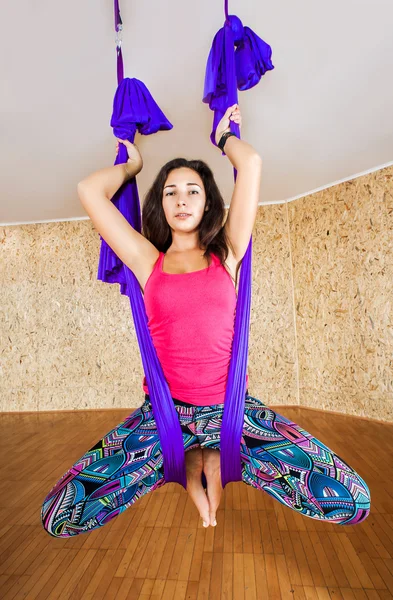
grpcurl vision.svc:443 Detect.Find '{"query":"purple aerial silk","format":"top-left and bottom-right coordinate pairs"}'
top-left (97, 1), bottom-right (274, 489)
top-left (203, 14), bottom-right (274, 146)
top-left (98, 79), bottom-right (188, 488)
top-left (202, 14), bottom-right (273, 486)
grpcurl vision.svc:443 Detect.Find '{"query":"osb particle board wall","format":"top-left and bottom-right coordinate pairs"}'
top-left (1, 166), bottom-right (392, 421)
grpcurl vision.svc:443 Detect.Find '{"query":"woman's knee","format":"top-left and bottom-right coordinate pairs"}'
top-left (201, 447), bottom-right (221, 477)
top-left (41, 520), bottom-right (72, 538)
top-left (41, 497), bottom-right (73, 538)
top-left (337, 485), bottom-right (371, 526)
top-left (309, 468), bottom-right (371, 526)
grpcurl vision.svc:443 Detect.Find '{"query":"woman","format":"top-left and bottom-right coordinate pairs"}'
top-left (41, 105), bottom-right (370, 537)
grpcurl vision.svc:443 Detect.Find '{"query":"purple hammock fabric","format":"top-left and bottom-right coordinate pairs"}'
top-left (202, 15), bottom-right (273, 486)
top-left (97, 8), bottom-right (274, 488)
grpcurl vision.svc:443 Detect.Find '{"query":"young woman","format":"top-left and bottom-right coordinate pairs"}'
top-left (41, 105), bottom-right (370, 538)
top-left (84, 104), bottom-right (258, 528)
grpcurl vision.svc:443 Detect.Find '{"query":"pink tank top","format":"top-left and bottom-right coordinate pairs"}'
top-left (142, 251), bottom-right (248, 405)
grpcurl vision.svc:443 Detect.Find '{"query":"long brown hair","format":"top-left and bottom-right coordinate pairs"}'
top-left (141, 157), bottom-right (243, 286)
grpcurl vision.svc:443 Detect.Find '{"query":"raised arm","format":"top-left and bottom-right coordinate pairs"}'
top-left (77, 140), bottom-right (159, 273)
top-left (216, 105), bottom-right (263, 262)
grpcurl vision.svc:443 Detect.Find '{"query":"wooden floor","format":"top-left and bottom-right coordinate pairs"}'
top-left (1, 405), bottom-right (393, 600)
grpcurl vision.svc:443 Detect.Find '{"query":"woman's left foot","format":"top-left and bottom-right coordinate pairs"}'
top-left (187, 477), bottom-right (210, 525)
top-left (210, 515), bottom-right (217, 526)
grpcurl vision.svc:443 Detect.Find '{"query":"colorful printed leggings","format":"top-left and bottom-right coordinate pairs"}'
top-left (41, 392), bottom-right (371, 537)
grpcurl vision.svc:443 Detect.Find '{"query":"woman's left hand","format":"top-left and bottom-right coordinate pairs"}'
top-left (215, 104), bottom-right (242, 146)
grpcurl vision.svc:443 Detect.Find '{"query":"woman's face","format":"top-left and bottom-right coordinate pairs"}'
top-left (162, 167), bottom-right (208, 232)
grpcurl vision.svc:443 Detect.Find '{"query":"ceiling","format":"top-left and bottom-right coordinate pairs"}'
top-left (1, 0), bottom-right (393, 225)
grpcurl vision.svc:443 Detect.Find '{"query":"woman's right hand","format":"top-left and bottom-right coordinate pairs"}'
top-left (116, 138), bottom-right (143, 167)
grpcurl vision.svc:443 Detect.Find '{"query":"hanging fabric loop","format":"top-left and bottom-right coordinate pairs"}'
top-left (98, 0), bottom-right (274, 489)
top-left (202, 1), bottom-right (274, 486)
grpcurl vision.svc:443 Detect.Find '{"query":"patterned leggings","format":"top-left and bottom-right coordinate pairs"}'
top-left (41, 392), bottom-right (370, 538)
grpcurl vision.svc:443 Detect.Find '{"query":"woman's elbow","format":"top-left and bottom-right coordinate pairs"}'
top-left (239, 153), bottom-right (262, 171)
top-left (77, 181), bottom-right (92, 204)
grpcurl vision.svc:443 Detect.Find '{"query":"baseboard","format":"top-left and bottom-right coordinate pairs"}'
top-left (2, 402), bottom-right (392, 426)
